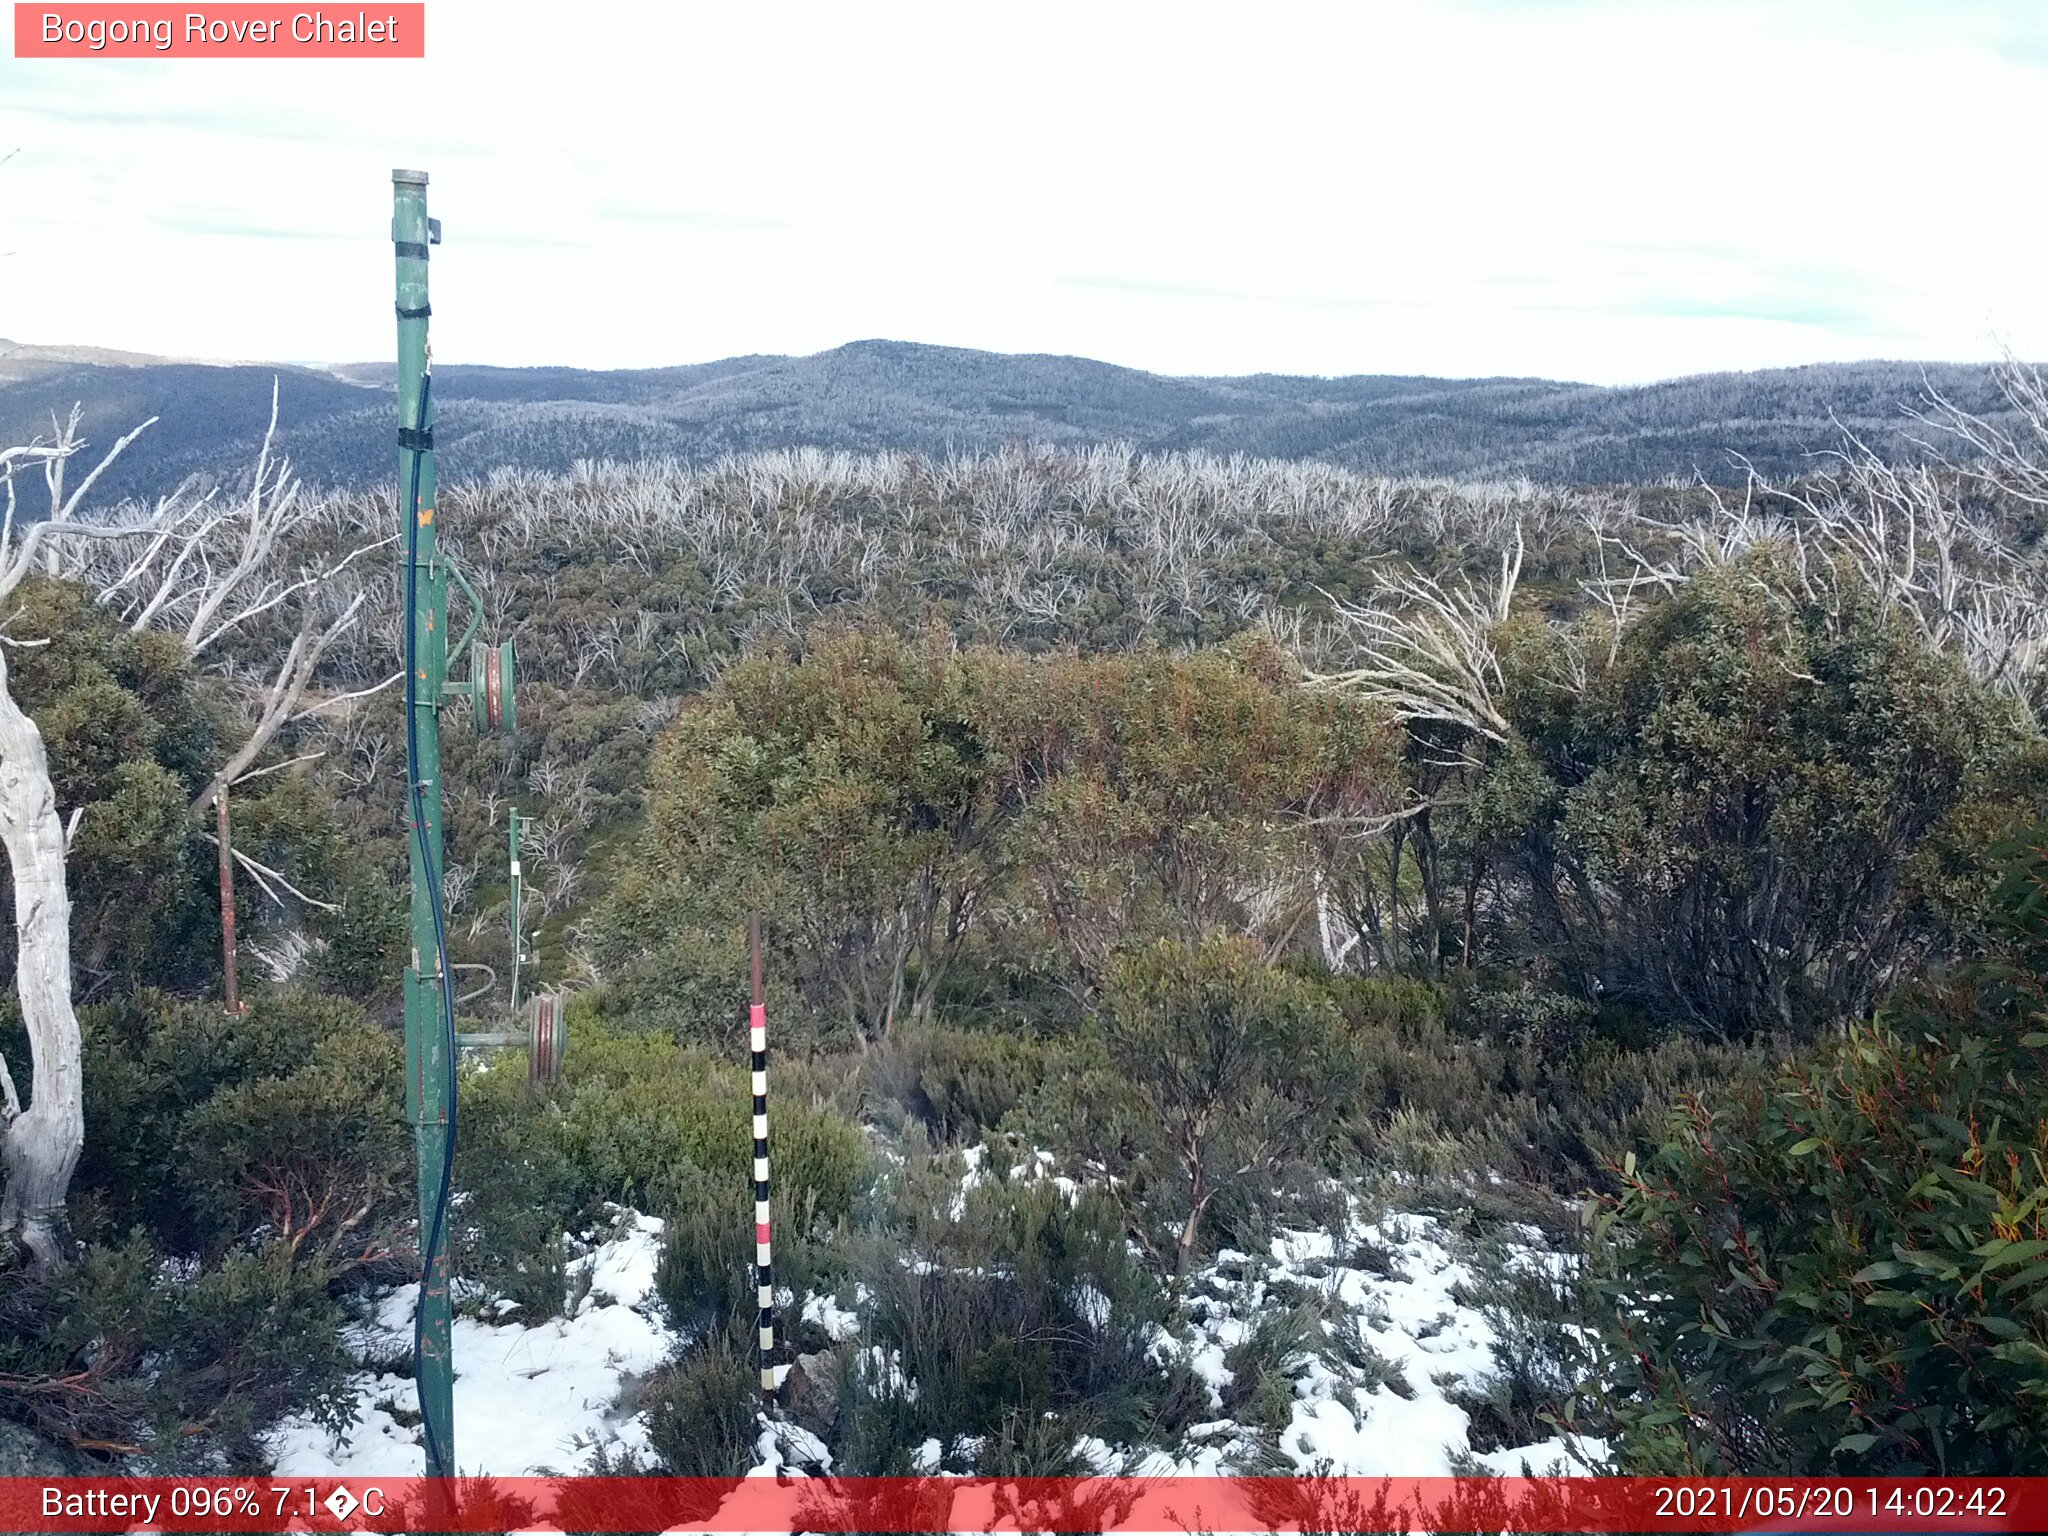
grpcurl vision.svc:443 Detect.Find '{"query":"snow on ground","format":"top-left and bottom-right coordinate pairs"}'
top-left (271, 1174), bottom-right (1604, 1482)
top-left (800, 1288), bottom-right (864, 1342)
top-left (269, 1211), bottom-right (671, 1476)
top-left (1145, 1210), bottom-right (1607, 1478)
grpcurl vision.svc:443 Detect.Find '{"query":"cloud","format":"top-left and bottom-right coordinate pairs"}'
top-left (1058, 275), bottom-right (1368, 311)
top-left (150, 207), bottom-right (354, 241)
top-left (1, 0), bottom-right (2043, 384)
top-left (587, 199), bottom-right (801, 233)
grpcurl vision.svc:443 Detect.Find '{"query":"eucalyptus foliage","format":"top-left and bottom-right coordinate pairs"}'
top-left (1588, 827), bottom-right (2048, 1472)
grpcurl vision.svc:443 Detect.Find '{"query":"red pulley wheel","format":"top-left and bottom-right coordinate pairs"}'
top-left (482, 650), bottom-right (503, 731)
top-left (529, 994), bottom-right (563, 1085)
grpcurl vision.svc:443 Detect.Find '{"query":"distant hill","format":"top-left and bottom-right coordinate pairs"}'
top-left (0, 338), bottom-right (2020, 504)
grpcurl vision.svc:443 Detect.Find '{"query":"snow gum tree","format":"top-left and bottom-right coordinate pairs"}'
top-left (2, 392), bottom-right (391, 1271)
top-left (0, 427), bottom-right (158, 1271)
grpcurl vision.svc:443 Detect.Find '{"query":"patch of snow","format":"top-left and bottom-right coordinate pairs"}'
top-left (1071, 1282), bottom-right (1112, 1330)
top-left (272, 1171), bottom-right (1604, 1490)
top-left (1136, 1205), bottom-right (1598, 1479)
top-left (1071, 1435), bottom-right (1121, 1473)
top-left (578, 1212), bottom-right (663, 1309)
top-left (756, 1420), bottom-right (830, 1474)
top-left (1475, 1435), bottom-right (1607, 1476)
top-left (1185, 1340), bottom-right (1233, 1411)
top-left (801, 1290), bottom-right (863, 1342)
top-left (270, 1210), bottom-right (673, 1476)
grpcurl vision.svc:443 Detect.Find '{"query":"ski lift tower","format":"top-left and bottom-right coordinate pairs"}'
top-left (392, 168), bottom-right (519, 1479)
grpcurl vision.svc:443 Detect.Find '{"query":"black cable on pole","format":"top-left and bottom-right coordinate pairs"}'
top-left (403, 368), bottom-right (458, 1478)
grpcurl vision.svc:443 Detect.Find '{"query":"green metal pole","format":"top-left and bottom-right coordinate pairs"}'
top-left (394, 166), bottom-right (455, 1479)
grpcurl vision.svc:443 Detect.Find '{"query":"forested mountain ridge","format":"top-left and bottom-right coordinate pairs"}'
top-left (0, 336), bottom-right (2023, 504)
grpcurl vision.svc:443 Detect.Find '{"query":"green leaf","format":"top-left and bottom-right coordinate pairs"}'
top-left (1995, 1260), bottom-right (2048, 1296)
top-left (1895, 1247), bottom-right (1959, 1276)
top-left (1852, 1260), bottom-right (1905, 1284)
top-left (1985, 1239), bottom-right (2048, 1271)
top-left (1834, 1432), bottom-right (1880, 1455)
top-left (1788, 1137), bottom-right (1825, 1156)
top-left (1989, 1339), bottom-right (2048, 1366)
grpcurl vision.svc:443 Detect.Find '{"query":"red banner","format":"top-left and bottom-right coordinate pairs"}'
top-left (2, 1476), bottom-right (2043, 1532)
top-left (13, 4), bottom-right (424, 58)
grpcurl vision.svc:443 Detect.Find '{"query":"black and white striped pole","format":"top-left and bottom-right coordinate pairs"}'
top-left (749, 910), bottom-right (776, 1400)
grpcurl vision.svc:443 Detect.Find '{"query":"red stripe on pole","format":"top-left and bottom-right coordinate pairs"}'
top-left (755, 1222), bottom-right (772, 1243)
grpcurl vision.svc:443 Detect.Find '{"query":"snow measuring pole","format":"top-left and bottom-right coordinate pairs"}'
top-left (749, 911), bottom-right (776, 1401)
top-left (508, 808), bottom-right (525, 1013)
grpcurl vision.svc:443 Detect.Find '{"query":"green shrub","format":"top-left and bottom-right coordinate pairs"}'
top-left (550, 1028), bottom-right (870, 1221)
top-left (652, 1162), bottom-right (753, 1336)
top-left (1319, 975), bottom-right (1757, 1199)
top-left (66, 988), bottom-right (405, 1258)
top-left (181, 1022), bottom-right (407, 1273)
top-left (1028, 937), bottom-right (1359, 1276)
top-left (583, 911), bottom-right (822, 1050)
top-left (615, 628), bottom-right (1010, 1051)
top-left (0, 1235), bottom-right (355, 1471)
top-left (454, 1069), bottom-right (579, 1320)
top-left (0, 578), bottom-right (225, 998)
top-left (1494, 564), bottom-right (2027, 1040)
top-left (1461, 980), bottom-right (1596, 1051)
top-left (1443, 1241), bottom-right (1605, 1456)
top-left (305, 873), bottom-right (407, 1003)
top-left (836, 1171), bottom-right (1169, 1473)
top-left (868, 1024), bottom-right (1057, 1143)
top-left (651, 1160), bottom-right (831, 1341)
top-left (1587, 827), bottom-right (2048, 1472)
top-left (454, 1021), bottom-right (870, 1321)
top-left (1220, 1304), bottom-right (1320, 1435)
top-left (1314, 973), bottom-right (1455, 1033)
top-left (1327, 1309), bottom-right (1412, 1398)
top-left (161, 1242), bottom-right (358, 1466)
top-left (4, 988), bottom-right (404, 1464)
top-left (642, 1319), bottom-right (761, 1480)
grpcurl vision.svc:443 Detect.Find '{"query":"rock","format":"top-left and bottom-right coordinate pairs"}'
top-left (781, 1349), bottom-right (840, 1440)
top-left (0, 1416), bottom-right (86, 1475)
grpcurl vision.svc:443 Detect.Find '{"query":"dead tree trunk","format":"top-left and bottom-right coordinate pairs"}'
top-left (0, 417), bottom-right (162, 1272)
top-left (0, 644), bottom-right (83, 1274)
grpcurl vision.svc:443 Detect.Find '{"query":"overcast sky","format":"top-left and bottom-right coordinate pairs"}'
top-left (2, 0), bottom-right (2043, 384)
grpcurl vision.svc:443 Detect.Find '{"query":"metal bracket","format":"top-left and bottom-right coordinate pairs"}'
top-left (445, 558), bottom-right (483, 674)
top-left (451, 961), bottom-right (497, 1008)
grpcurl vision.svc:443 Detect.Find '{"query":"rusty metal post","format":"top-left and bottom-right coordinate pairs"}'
top-left (216, 788), bottom-right (242, 1014)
